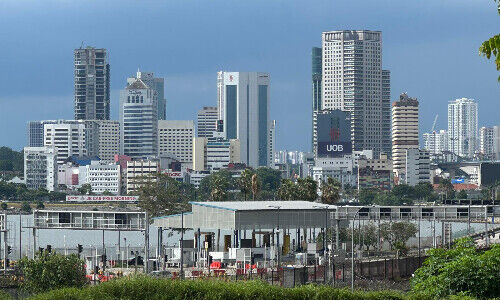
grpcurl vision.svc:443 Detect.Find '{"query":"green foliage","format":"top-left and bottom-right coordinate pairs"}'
top-left (456, 190), bottom-right (467, 199)
top-left (277, 178), bottom-right (299, 200)
top-left (320, 177), bottom-right (341, 204)
top-left (237, 168), bottom-right (254, 200)
top-left (35, 201), bottom-right (45, 209)
top-left (296, 177), bottom-right (318, 201)
top-left (1, 202), bottom-right (7, 210)
top-left (255, 167), bottom-right (282, 191)
top-left (136, 173), bottom-right (192, 217)
top-left (0, 147), bottom-right (23, 173)
top-left (28, 276), bottom-right (406, 300)
top-left (380, 222), bottom-right (418, 252)
top-left (77, 183), bottom-right (92, 195)
top-left (411, 238), bottom-right (500, 299)
top-left (19, 253), bottom-right (87, 294)
top-left (350, 222), bottom-right (378, 250)
top-left (438, 178), bottom-right (455, 200)
top-left (21, 201), bottom-right (32, 213)
top-left (359, 188), bottom-right (377, 205)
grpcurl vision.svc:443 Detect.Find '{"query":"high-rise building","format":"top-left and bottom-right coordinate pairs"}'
top-left (312, 47), bottom-right (322, 151)
top-left (448, 98), bottom-right (478, 158)
top-left (192, 137), bottom-right (240, 171)
top-left (269, 120), bottom-right (276, 168)
top-left (494, 126), bottom-right (500, 160)
top-left (217, 71), bottom-right (270, 167)
top-left (392, 93), bottom-right (419, 181)
top-left (128, 71), bottom-right (166, 120)
top-left (74, 47), bottom-right (110, 120)
top-left (28, 121), bottom-right (46, 147)
top-left (44, 121), bottom-right (87, 165)
top-left (24, 146), bottom-right (58, 191)
top-left (89, 120), bottom-right (120, 162)
top-left (120, 76), bottom-right (158, 158)
top-left (321, 30), bottom-right (390, 156)
top-left (480, 126), bottom-right (494, 159)
top-left (197, 106), bottom-right (218, 139)
top-left (158, 120), bottom-right (194, 164)
top-left (423, 130), bottom-right (448, 159)
top-left (405, 149), bottom-right (431, 186)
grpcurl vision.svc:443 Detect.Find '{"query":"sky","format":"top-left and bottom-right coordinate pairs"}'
top-left (0, 0), bottom-right (498, 152)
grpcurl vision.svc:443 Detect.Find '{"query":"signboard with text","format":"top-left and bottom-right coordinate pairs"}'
top-left (66, 195), bottom-right (139, 202)
top-left (316, 110), bottom-right (352, 158)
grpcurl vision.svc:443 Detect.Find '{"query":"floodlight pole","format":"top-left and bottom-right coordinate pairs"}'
top-left (180, 211), bottom-right (184, 278)
top-left (351, 209), bottom-right (360, 291)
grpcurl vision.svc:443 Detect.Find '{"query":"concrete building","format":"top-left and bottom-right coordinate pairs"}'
top-left (197, 106), bottom-right (218, 139)
top-left (126, 160), bottom-right (159, 194)
top-left (192, 137), bottom-right (240, 171)
top-left (321, 30), bottom-right (391, 156)
top-left (311, 151), bottom-right (372, 188)
top-left (79, 161), bottom-right (121, 195)
top-left (269, 120), bottom-right (276, 168)
top-left (358, 153), bottom-right (392, 191)
top-left (495, 126), bottom-right (500, 160)
top-left (24, 147), bottom-right (58, 191)
top-left (158, 120), bottom-right (194, 165)
top-left (74, 47), bottom-right (110, 120)
top-left (120, 76), bottom-right (158, 158)
top-left (480, 126), bottom-right (495, 159)
top-left (423, 130), bottom-right (448, 159)
top-left (217, 71), bottom-right (270, 167)
top-left (311, 47), bottom-right (322, 152)
top-left (314, 110), bottom-right (351, 158)
top-left (44, 121), bottom-right (87, 165)
top-left (93, 120), bottom-right (120, 163)
top-left (392, 93), bottom-right (419, 182)
top-left (128, 71), bottom-right (166, 120)
top-left (448, 98), bottom-right (478, 158)
top-left (28, 121), bottom-right (47, 147)
top-left (405, 149), bottom-right (431, 186)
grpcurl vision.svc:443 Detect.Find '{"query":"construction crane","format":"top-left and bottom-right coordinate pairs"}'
top-left (431, 114), bottom-right (438, 132)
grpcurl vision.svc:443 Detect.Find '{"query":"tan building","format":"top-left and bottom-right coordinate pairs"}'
top-left (392, 93), bottom-right (419, 183)
top-left (158, 120), bottom-right (194, 165)
top-left (192, 137), bottom-right (240, 171)
top-left (126, 160), bottom-right (159, 194)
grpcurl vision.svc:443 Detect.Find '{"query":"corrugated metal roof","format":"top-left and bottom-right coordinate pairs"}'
top-left (189, 201), bottom-right (333, 211)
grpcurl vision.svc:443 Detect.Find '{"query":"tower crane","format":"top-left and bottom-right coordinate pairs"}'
top-left (431, 114), bottom-right (438, 132)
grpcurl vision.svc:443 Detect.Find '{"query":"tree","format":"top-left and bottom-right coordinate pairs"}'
top-left (255, 167), bottom-right (282, 191)
top-left (380, 221), bottom-right (418, 254)
top-left (136, 173), bottom-right (191, 217)
top-left (21, 201), bottom-right (32, 213)
top-left (277, 179), bottom-right (299, 200)
top-left (358, 188), bottom-right (376, 205)
top-left (296, 177), bottom-right (318, 202)
top-left (238, 169), bottom-right (254, 201)
top-left (411, 238), bottom-right (500, 298)
top-left (456, 189), bottom-right (468, 199)
top-left (36, 201), bottom-right (45, 209)
top-left (438, 178), bottom-right (455, 200)
top-left (414, 182), bottom-right (435, 201)
top-left (210, 171), bottom-right (231, 202)
top-left (102, 190), bottom-right (113, 196)
top-left (350, 222), bottom-right (378, 251)
top-left (479, 1), bottom-right (500, 81)
top-left (18, 252), bottom-right (87, 294)
top-left (78, 183), bottom-right (92, 195)
top-left (320, 177), bottom-right (341, 204)
top-left (0, 202), bottom-right (7, 210)
top-left (251, 173), bottom-right (260, 201)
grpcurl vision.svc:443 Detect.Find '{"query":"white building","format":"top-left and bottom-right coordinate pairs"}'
top-left (24, 147), bottom-right (58, 191)
top-left (192, 137), bottom-right (240, 171)
top-left (79, 161), bottom-right (121, 195)
top-left (44, 121), bottom-right (86, 165)
top-left (158, 120), bottom-right (194, 165)
top-left (448, 98), bottom-right (478, 158)
top-left (321, 30), bottom-right (391, 156)
top-left (269, 120), bottom-right (276, 168)
top-left (480, 127), bottom-right (494, 159)
top-left (120, 76), bottom-right (158, 158)
top-left (129, 71), bottom-right (166, 120)
top-left (197, 106), bottom-right (218, 139)
top-left (217, 71), bottom-right (270, 167)
top-left (405, 149), bottom-right (431, 186)
top-left (392, 93), bottom-right (419, 181)
top-left (188, 172), bottom-right (210, 188)
top-left (126, 160), bottom-right (159, 194)
top-left (423, 130), bottom-right (448, 158)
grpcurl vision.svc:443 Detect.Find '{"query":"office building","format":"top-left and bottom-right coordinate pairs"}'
top-left (192, 137), bottom-right (241, 171)
top-left (158, 120), bottom-right (194, 164)
top-left (423, 130), bottom-right (448, 158)
top-left (392, 93), bottom-right (419, 182)
top-left (269, 120), bottom-right (276, 168)
top-left (94, 120), bottom-right (120, 163)
top-left (321, 30), bottom-right (390, 156)
top-left (480, 127), bottom-right (494, 159)
top-left (197, 106), bottom-right (218, 139)
top-left (79, 161), bottom-right (121, 195)
top-left (74, 47), bottom-right (110, 120)
top-left (217, 71), bottom-right (270, 167)
top-left (44, 121), bottom-right (87, 165)
top-left (128, 71), bottom-right (166, 120)
top-left (24, 146), bottom-right (58, 192)
top-left (312, 47), bottom-right (322, 151)
top-left (405, 149), bottom-right (431, 186)
top-left (448, 98), bottom-right (478, 158)
top-left (314, 110), bottom-right (351, 158)
top-left (120, 76), bottom-right (158, 158)
top-left (126, 160), bottom-right (159, 194)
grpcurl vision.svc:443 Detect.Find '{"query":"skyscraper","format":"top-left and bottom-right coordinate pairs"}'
top-left (44, 121), bottom-right (87, 165)
top-left (158, 120), bottom-right (194, 164)
top-left (129, 71), bottom-right (166, 120)
top-left (480, 126), bottom-right (494, 159)
top-left (321, 30), bottom-right (390, 156)
top-left (448, 98), bottom-right (478, 158)
top-left (217, 71), bottom-right (270, 167)
top-left (312, 47), bottom-right (322, 152)
top-left (392, 93), bottom-right (419, 182)
top-left (197, 106), bottom-right (218, 139)
top-left (119, 76), bottom-right (158, 158)
top-left (74, 47), bottom-right (110, 120)
top-left (423, 130), bottom-right (448, 159)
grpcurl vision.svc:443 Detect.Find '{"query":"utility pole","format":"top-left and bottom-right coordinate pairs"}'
top-left (180, 211), bottom-right (184, 278)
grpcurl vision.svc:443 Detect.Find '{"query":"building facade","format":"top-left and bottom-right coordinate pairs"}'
top-left (321, 30), bottom-right (390, 156)
top-left (448, 98), bottom-right (478, 158)
top-left (405, 149), bottom-right (431, 186)
top-left (423, 129), bottom-right (448, 159)
top-left (79, 161), bottom-right (121, 195)
top-left (217, 71), bottom-right (270, 167)
top-left (197, 106), bottom-right (218, 139)
top-left (158, 120), bottom-right (194, 164)
top-left (312, 47), bottom-right (322, 152)
top-left (392, 93), bottom-right (419, 182)
top-left (358, 153), bottom-right (392, 191)
top-left (44, 121), bottom-right (87, 165)
top-left (74, 47), bottom-right (110, 120)
top-left (269, 120), bottom-right (276, 168)
top-left (192, 137), bottom-right (241, 171)
top-left (128, 71), bottom-right (166, 120)
top-left (480, 126), bottom-right (494, 159)
top-left (126, 160), bottom-right (159, 194)
top-left (24, 147), bottom-right (58, 191)
top-left (120, 76), bottom-right (158, 158)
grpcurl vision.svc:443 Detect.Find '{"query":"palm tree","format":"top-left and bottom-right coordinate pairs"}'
top-left (238, 169), bottom-right (254, 201)
top-left (251, 174), bottom-right (260, 201)
top-left (321, 177), bottom-right (341, 205)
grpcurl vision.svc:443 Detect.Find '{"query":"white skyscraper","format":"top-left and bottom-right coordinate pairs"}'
top-left (128, 71), bottom-right (166, 120)
top-left (44, 121), bottom-right (87, 165)
top-left (120, 76), bottom-right (158, 158)
top-left (321, 30), bottom-right (391, 156)
top-left (217, 71), bottom-right (270, 167)
top-left (448, 98), bottom-right (478, 158)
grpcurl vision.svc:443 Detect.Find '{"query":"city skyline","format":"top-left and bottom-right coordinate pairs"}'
top-left (0, 0), bottom-right (499, 152)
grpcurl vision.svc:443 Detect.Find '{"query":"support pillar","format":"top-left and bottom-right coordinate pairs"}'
top-left (32, 228), bottom-right (36, 259)
top-left (144, 213), bottom-right (150, 273)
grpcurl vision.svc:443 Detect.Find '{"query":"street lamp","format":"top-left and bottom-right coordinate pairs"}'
top-left (180, 211), bottom-right (184, 279)
top-left (267, 205), bottom-right (281, 268)
top-left (351, 208), bottom-right (361, 291)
